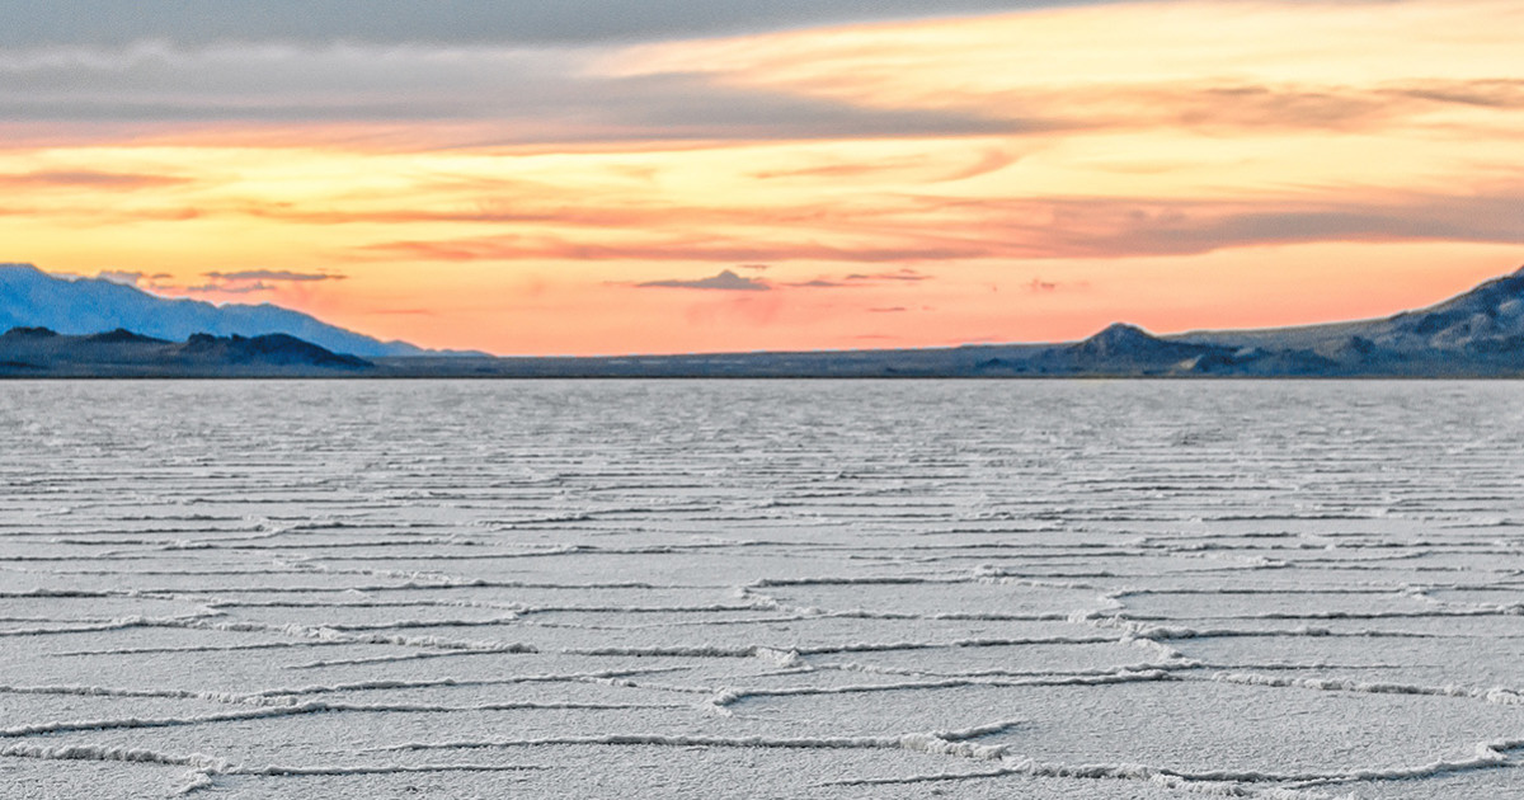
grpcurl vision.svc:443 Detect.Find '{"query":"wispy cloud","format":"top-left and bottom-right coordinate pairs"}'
top-left (844, 269), bottom-right (929, 282)
top-left (359, 235), bottom-right (992, 263)
top-left (185, 281), bottom-right (275, 294)
top-left (0, 43), bottom-right (1023, 146)
top-left (0, 170), bottom-right (186, 189)
top-left (182, 268), bottom-right (346, 296)
top-left (203, 269), bottom-right (345, 282)
top-left (635, 269), bottom-right (770, 291)
top-left (0, 1), bottom-right (1081, 48)
top-left (785, 269), bottom-right (933, 288)
top-left (95, 269), bottom-right (144, 286)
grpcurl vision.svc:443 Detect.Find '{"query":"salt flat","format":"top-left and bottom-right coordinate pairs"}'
top-left (1, 379), bottom-right (1521, 799)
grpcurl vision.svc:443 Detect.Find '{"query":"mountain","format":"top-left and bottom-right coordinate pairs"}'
top-left (0, 327), bottom-right (372, 377)
top-left (366, 265), bottom-right (1524, 378)
top-left (0, 263), bottom-right (424, 358)
top-left (1174, 265), bottom-right (1524, 375)
top-left (7, 262), bottom-right (1524, 378)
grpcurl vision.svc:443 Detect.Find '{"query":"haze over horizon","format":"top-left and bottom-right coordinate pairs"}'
top-left (5, 1), bottom-right (1522, 356)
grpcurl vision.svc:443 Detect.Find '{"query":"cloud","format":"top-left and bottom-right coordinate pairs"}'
top-left (781, 268), bottom-right (935, 289)
top-left (16, 13), bottom-right (1512, 146)
top-left (1029, 278), bottom-right (1057, 292)
top-left (185, 281), bottom-right (275, 294)
top-left (88, 270), bottom-right (179, 290)
top-left (184, 269), bottom-right (345, 296)
top-left (0, 170), bottom-right (186, 189)
top-left (844, 269), bottom-right (929, 282)
top-left (785, 270), bottom-right (930, 288)
top-left (203, 269), bottom-right (345, 282)
top-left (752, 157), bottom-right (926, 181)
top-left (0, 1), bottom-right (1095, 48)
top-left (350, 185), bottom-right (1524, 268)
top-left (0, 42), bottom-right (1027, 145)
top-left (868, 306), bottom-right (908, 313)
top-left (360, 235), bottom-right (989, 263)
top-left (635, 269), bottom-right (770, 291)
top-left (95, 269), bottom-right (144, 286)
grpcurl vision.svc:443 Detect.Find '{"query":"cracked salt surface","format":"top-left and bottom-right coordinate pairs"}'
top-left (1, 379), bottom-right (1522, 798)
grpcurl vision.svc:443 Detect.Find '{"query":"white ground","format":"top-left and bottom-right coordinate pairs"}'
top-left (1, 379), bottom-right (1521, 799)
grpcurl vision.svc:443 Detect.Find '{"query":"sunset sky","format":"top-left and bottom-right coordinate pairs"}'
top-left (3, 0), bottom-right (1522, 355)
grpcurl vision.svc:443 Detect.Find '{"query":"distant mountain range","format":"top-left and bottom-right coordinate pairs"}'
top-left (0, 263), bottom-right (426, 358)
top-left (5, 262), bottom-right (1524, 378)
top-left (0, 327), bottom-right (371, 377)
top-left (383, 265), bottom-right (1524, 378)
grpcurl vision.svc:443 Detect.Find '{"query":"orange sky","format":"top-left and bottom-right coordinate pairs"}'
top-left (3, 0), bottom-right (1521, 354)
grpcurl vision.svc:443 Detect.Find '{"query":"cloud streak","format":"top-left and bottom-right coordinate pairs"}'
top-left (0, 43), bottom-right (1025, 145)
top-left (0, 1), bottom-right (1100, 48)
top-left (635, 269), bottom-right (770, 291)
top-left (203, 269), bottom-right (345, 282)
top-left (0, 170), bottom-right (187, 189)
top-left (352, 188), bottom-right (1524, 265)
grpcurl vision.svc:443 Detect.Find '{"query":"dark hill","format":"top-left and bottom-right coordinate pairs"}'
top-left (0, 328), bottom-right (373, 377)
top-left (179, 333), bottom-right (371, 369)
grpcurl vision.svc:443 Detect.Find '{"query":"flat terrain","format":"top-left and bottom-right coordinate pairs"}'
top-left (1, 380), bottom-right (1521, 798)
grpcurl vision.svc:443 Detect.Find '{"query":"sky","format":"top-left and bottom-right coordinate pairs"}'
top-left (3, 0), bottom-right (1522, 355)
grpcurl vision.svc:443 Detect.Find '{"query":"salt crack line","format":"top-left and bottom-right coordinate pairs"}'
top-left (824, 760), bottom-right (1346, 799)
top-left (52, 641), bottom-right (347, 658)
top-left (0, 742), bottom-right (229, 771)
top-left (373, 719), bottom-right (1026, 762)
top-left (1150, 735), bottom-right (1524, 786)
top-left (707, 669), bottom-right (1174, 711)
top-left (1211, 672), bottom-right (1524, 705)
top-left (0, 702), bottom-right (339, 738)
top-left (236, 763), bottom-right (545, 777)
top-left (831, 737), bottom-right (1524, 797)
top-left (811, 659), bottom-right (1191, 681)
top-left (0, 683), bottom-right (296, 708)
top-left (1079, 615), bottom-right (1465, 642)
top-left (246, 666), bottom-right (696, 698)
top-left (0, 682), bottom-right (702, 715)
top-left (282, 646), bottom-right (532, 669)
top-left (166, 617), bottom-right (540, 653)
top-left (281, 615), bottom-right (525, 632)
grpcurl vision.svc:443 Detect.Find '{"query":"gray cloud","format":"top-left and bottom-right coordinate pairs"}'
top-left (0, 44), bottom-right (1024, 144)
top-left (785, 270), bottom-right (931, 288)
top-left (1058, 196), bottom-right (1524, 257)
top-left (95, 270), bottom-right (144, 286)
top-left (203, 270), bottom-right (345, 282)
top-left (185, 281), bottom-right (274, 294)
top-left (0, 2), bottom-right (1102, 48)
top-left (364, 188), bottom-right (1524, 265)
top-left (844, 269), bottom-right (930, 282)
top-left (636, 269), bottom-right (770, 291)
